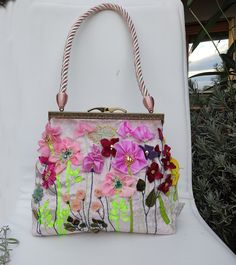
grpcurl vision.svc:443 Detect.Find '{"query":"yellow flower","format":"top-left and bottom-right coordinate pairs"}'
top-left (170, 157), bottom-right (180, 186)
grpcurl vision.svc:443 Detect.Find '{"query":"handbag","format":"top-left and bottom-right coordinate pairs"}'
top-left (32, 3), bottom-right (182, 236)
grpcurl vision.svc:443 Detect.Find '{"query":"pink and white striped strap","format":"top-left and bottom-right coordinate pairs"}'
top-left (56, 3), bottom-right (155, 113)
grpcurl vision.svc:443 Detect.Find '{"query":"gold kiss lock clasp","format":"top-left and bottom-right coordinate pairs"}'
top-left (87, 107), bottom-right (127, 113)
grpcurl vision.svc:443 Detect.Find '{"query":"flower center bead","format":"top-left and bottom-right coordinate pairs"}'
top-left (62, 150), bottom-right (72, 160)
top-left (151, 169), bottom-right (156, 175)
top-left (114, 178), bottom-right (122, 190)
top-left (110, 144), bottom-right (114, 151)
top-left (145, 150), bottom-right (149, 156)
top-left (125, 154), bottom-right (134, 166)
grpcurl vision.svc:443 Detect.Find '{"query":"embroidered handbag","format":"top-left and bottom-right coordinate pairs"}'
top-left (32, 3), bottom-right (182, 236)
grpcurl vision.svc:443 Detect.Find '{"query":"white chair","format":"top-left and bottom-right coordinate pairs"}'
top-left (0, 0), bottom-right (235, 264)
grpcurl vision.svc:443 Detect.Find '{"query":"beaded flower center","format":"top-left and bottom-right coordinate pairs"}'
top-left (125, 154), bottom-right (134, 166)
top-left (62, 149), bottom-right (72, 160)
top-left (114, 177), bottom-right (123, 190)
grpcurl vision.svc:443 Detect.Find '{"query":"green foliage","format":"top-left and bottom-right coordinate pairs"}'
top-left (190, 62), bottom-right (236, 253)
top-left (188, 1), bottom-right (236, 253)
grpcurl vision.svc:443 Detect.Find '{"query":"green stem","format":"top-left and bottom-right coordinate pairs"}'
top-left (129, 198), bottom-right (134, 233)
top-left (87, 171), bottom-right (94, 229)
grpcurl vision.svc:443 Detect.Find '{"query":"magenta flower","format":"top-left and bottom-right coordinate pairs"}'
top-left (82, 145), bottom-right (104, 173)
top-left (38, 122), bottom-right (61, 157)
top-left (39, 156), bottom-right (56, 189)
top-left (101, 171), bottom-right (136, 198)
top-left (112, 140), bottom-right (147, 174)
top-left (50, 137), bottom-right (83, 173)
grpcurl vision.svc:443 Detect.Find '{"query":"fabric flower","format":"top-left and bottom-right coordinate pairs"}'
top-left (91, 201), bottom-right (102, 212)
top-left (131, 125), bottom-right (155, 142)
top-left (74, 122), bottom-right (96, 137)
top-left (163, 144), bottom-right (171, 157)
top-left (158, 175), bottom-right (172, 194)
top-left (140, 144), bottom-right (160, 160)
top-left (117, 121), bottom-right (133, 138)
top-left (117, 121), bottom-right (155, 142)
top-left (39, 156), bottom-right (57, 189)
top-left (38, 122), bottom-right (61, 157)
top-left (101, 171), bottom-right (136, 197)
top-left (161, 157), bottom-right (176, 171)
top-left (170, 157), bottom-right (180, 186)
top-left (112, 140), bottom-right (147, 174)
top-left (158, 128), bottom-right (164, 141)
top-left (70, 198), bottom-right (81, 212)
top-left (50, 137), bottom-right (83, 173)
top-left (32, 186), bottom-right (43, 204)
top-left (154, 144), bottom-right (161, 156)
top-left (76, 189), bottom-right (86, 200)
top-left (82, 145), bottom-right (104, 173)
top-left (100, 138), bottom-right (119, 157)
top-left (146, 162), bottom-right (164, 183)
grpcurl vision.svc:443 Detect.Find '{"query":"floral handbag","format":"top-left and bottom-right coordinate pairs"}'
top-left (32, 3), bottom-right (182, 236)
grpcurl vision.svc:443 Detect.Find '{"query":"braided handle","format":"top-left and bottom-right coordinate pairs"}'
top-left (57, 3), bottom-right (155, 113)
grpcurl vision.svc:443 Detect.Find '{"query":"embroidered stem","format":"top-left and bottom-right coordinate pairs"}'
top-left (127, 165), bottom-right (134, 233)
top-left (87, 171), bottom-right (94, 228)
top-left (65, 161), bottom-right (71, 195)
top-left (129, 198), bottom-right (134, 233)
top-left (53, 182), bottom-right (59, 235)
top-left (37, 202), bottom-right (42, 235)
top-left (55, 175), bottom-right (63, 234)
top-left (142, 174), bottom-right (149, 233)
top-left (154, 181), bottom-right (157, 234)
top-left (109, 156), bottom-right (112, 171)
top-left (82, 200), bottom-right (89, 230)
top-left (99, 198), bottom-right (105, 219)
top-left (105, 197), bottom-right (116, 231)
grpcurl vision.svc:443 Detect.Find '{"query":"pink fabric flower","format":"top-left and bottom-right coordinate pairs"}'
top-left (117, 121), bottom-right (154, 142)
top-left (132, 125), bottom-right (155, 142)
top-left (112, 140), bottom-right (147, 174)
top-left (101, 171), bottom-right (136, 197)
top-left (82, 145), bottom-right (104, 173)
top-left (39, 156), bottom-right (56, 189)
top-left (50, 137), bottom-right (83, 173)
top-left (74, 122), bottom-right (96, 137)
top-left (38, 122), bottom-right (61, 157)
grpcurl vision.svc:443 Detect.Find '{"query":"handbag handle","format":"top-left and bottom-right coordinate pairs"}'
top-left (56, 3), bottom-right (155, 113)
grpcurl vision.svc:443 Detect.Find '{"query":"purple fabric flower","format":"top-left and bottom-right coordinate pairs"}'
top-left (82, 145), bottom-right (104, 173)
top-left (139, 144), bottom-right (160, 160)
top-left (112, 140), bottom-right (147, 175)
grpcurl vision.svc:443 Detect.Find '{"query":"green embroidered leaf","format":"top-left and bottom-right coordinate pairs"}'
top-left (136, 179), bottom-right (146, 192)
top-left (74, 176), bottom-right (83, 183)
top-left (121, 216), bottom-right (130, 222)
top-left (109, 215), bottom-right (119, 221)
top-left (111, 201), bottom-right (119, 209)
top-left (145, 189), bottom-right (157, 208)
top-left (158, 195), bottom-right (170, 224)
top-left (64, 223), bottom-right (76, 232)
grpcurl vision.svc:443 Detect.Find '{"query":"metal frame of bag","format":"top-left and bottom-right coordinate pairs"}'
top-left (32, 3), bottom-right (182, 237)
